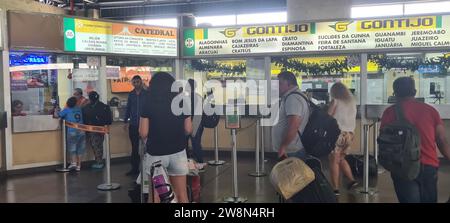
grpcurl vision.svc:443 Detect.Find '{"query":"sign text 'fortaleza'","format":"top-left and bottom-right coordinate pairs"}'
top-left (183, 15), bottom-right (450, 56)
top-left (64, 17), bottom-right (177, 56)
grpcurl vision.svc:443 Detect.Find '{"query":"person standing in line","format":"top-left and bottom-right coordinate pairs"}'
top-left (124, 75), bottom-right (147, 176)
top-left (55, 97), bottom-right (86, 171)
top-left (73, 88), bottom-right (90, 108)
top-left (82, 91), bottom-right (112, 169)
top-left (187, 79), bottom-right (207, 171)
top-left (139, 72), bottom-right (192, 203)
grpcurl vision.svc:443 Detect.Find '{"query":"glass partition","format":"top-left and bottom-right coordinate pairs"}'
top-left (367, 52), bottom-right (450, 104)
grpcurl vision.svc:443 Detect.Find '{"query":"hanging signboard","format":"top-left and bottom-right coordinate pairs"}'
top-left (72, 68), bottom-right (99, 81)
top-left (111, 67), bottom-right (151, 93)
top-left (0, 9), bottom-right (2, 49)
top-left (64, 17), bottom-right (177, 57)
top-left (184, 15), bottom-right (450, 57)
top-left (106, 66), bottom-right (120, 79)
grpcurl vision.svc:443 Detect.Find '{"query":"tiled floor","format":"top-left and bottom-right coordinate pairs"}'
top-left (0, 154), bottom-right (449, 203)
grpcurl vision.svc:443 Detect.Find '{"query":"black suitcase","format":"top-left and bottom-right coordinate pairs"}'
top-left (345, 154), bottom-right (378, 177)
top-left (290, 158), bottom-right (337, 203)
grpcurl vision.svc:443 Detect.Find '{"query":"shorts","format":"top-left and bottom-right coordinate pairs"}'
top-left (144, 150), bottom-right (189, 176)
top-left (333, 131), bottom-right (354, 155)
top-left (67, 130), bottom-right (86, 156)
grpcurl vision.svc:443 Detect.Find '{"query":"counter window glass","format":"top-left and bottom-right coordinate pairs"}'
top-left (106, 56), bottom-right (175, 121)
top-left (270, 55), bottom-right (361, 105)
top-left (184, 59), bottom-right (265, 106)
top-left (367, 52), bottom-right (450, 105)
top-left (9, 52), bottom-right (101, 133)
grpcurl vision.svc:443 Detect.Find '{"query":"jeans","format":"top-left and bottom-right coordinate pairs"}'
top-left (129, 125), bottom-right (140, 172)
top-left (391, 164), bottom-right (438, 203)
top-left (189, 125), bottom-right (204, 163)
top-left (67, 130), bottom-right (86, 156)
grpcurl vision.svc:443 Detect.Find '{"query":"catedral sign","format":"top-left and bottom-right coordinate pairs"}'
top-left (183, 15), bottom-right (450, 56)
top-left (64, 17), bottom-right (177, 56)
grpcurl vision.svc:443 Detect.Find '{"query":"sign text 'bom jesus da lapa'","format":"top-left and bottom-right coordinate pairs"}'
top-left (183, 15), bottom-right (450, 56)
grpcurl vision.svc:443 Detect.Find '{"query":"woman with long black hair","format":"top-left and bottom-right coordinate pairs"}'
top-left (139, 72), bottom-right (192, 203)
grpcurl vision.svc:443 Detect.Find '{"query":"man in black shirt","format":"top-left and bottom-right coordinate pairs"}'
top-left (82, 91), bottom-right (112, 169)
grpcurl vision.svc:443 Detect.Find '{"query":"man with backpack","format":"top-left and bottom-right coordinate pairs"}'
top-left (82, 91), bottom-right (113, 169)
top-left (379, 77), bottom-right (450, 203)
top-left (272, 71), bottom-right (310, 159)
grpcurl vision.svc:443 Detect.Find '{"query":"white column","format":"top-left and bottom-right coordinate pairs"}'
top-left (0, 9), bottom-right (13, 170)
top-left (99, 56), bottom-right (108, 103)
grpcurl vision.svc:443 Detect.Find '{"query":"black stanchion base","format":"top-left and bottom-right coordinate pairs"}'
top-left (97, 183), bottom-right (121, 191)
top-left (248, 172), bottom-right (267, 177)
top-left (55, 168), bottom-right (70, 172)
top-left (208, 160), bottom-right (226, 166)
top-left (224, 196), bottom-right (247, 203)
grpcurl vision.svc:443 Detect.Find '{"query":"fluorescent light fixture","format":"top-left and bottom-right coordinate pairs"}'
top-left (127, 20), bottom-right (144, 24)
top-left (405, 1), bottom-right (450, 15)
top-left (237, 12), bottom-right (287, 25)
top-left (144, 18), bottom-right (178, 28)
top-left (195, 15), bottom-right (236, 26)
top-left (351, 4), bottom-right (403, 18)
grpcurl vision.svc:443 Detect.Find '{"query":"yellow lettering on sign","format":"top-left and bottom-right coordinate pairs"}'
top-left (356, 16), bottom-right (437, 32)
top-left (75, 19), bottom-right (112, 35)
top-left (242, 24), bottom-right (310, 37)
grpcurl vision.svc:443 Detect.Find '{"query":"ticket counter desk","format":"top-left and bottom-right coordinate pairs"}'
top-left (10, 115), bottom-right (132, 169)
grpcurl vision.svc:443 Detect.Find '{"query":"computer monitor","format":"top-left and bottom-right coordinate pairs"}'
top-left (306, 88), bottom-right (329, 104)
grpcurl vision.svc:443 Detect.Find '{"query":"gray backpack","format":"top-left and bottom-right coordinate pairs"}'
top-left (377, 102), bottom-right (421, 181)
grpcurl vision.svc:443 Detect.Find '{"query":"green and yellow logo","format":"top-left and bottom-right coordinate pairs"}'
top-left (220, 28), bottom-right (240, 38)
top-left (329, 21), bottom-right (353, 32)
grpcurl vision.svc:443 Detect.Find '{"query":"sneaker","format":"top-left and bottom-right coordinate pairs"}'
top-left (68, 163), bottom-right (77, 171)
top-left (76, 166), bottom-right (81, 172)
top-left (347, 181), bottom-right (359, 190)
top-left (334, 190), bottom-right (340, 196)
top-left (91, 163), bottom-right (104, 169)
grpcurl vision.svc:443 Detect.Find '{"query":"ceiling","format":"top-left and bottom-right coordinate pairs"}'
top-left (38, 0), bottom-right (287, 20)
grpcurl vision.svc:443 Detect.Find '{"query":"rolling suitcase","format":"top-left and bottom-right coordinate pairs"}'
top-left (290, 157), bottom-right (337, 203)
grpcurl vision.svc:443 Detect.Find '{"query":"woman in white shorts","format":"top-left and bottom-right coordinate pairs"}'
top-left (328, 82), bottom-right (358, 195)
top-left (139, 72), bottom-right (192, 203)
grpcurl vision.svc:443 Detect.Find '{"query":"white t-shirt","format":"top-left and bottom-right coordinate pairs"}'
top-left (332, 98), bottom-right (357, 132)
top-left (271, 87), bottom-right (310, 153)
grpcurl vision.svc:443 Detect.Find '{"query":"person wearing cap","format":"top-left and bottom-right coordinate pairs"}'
top-left (82, 91), bottom-right (113, 169)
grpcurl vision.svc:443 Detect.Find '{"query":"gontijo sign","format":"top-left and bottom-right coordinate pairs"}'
top-left (183, 15), bottom-right (450, 56)
top-left (64, 17), bottom-right (177, 56)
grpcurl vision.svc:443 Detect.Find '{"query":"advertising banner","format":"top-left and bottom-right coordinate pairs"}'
top-left (111, 67), bottom-right (151, 93)
top-left (64, 17), bottom-right (177, 57)
top-left (184, 15), bottom-right (450, 56)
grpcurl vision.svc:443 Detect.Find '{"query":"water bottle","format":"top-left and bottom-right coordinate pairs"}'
top-left (151, 160), bottom-right (177, 203)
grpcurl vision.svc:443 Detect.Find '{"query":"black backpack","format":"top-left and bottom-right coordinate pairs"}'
top-left (202, 113), bottom-right (220, 128)
top-left (201, 95), bottom-right (220, 128)
top-left (377, 102), bottom-right (421, 181)
top-left (284, 92), bottom-right (341, 157)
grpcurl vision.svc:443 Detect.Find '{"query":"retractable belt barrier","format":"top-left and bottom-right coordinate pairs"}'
top-left (64, 121), bottom-right (109, 134)
top-left (56, 120), bottom-right (120, 192)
